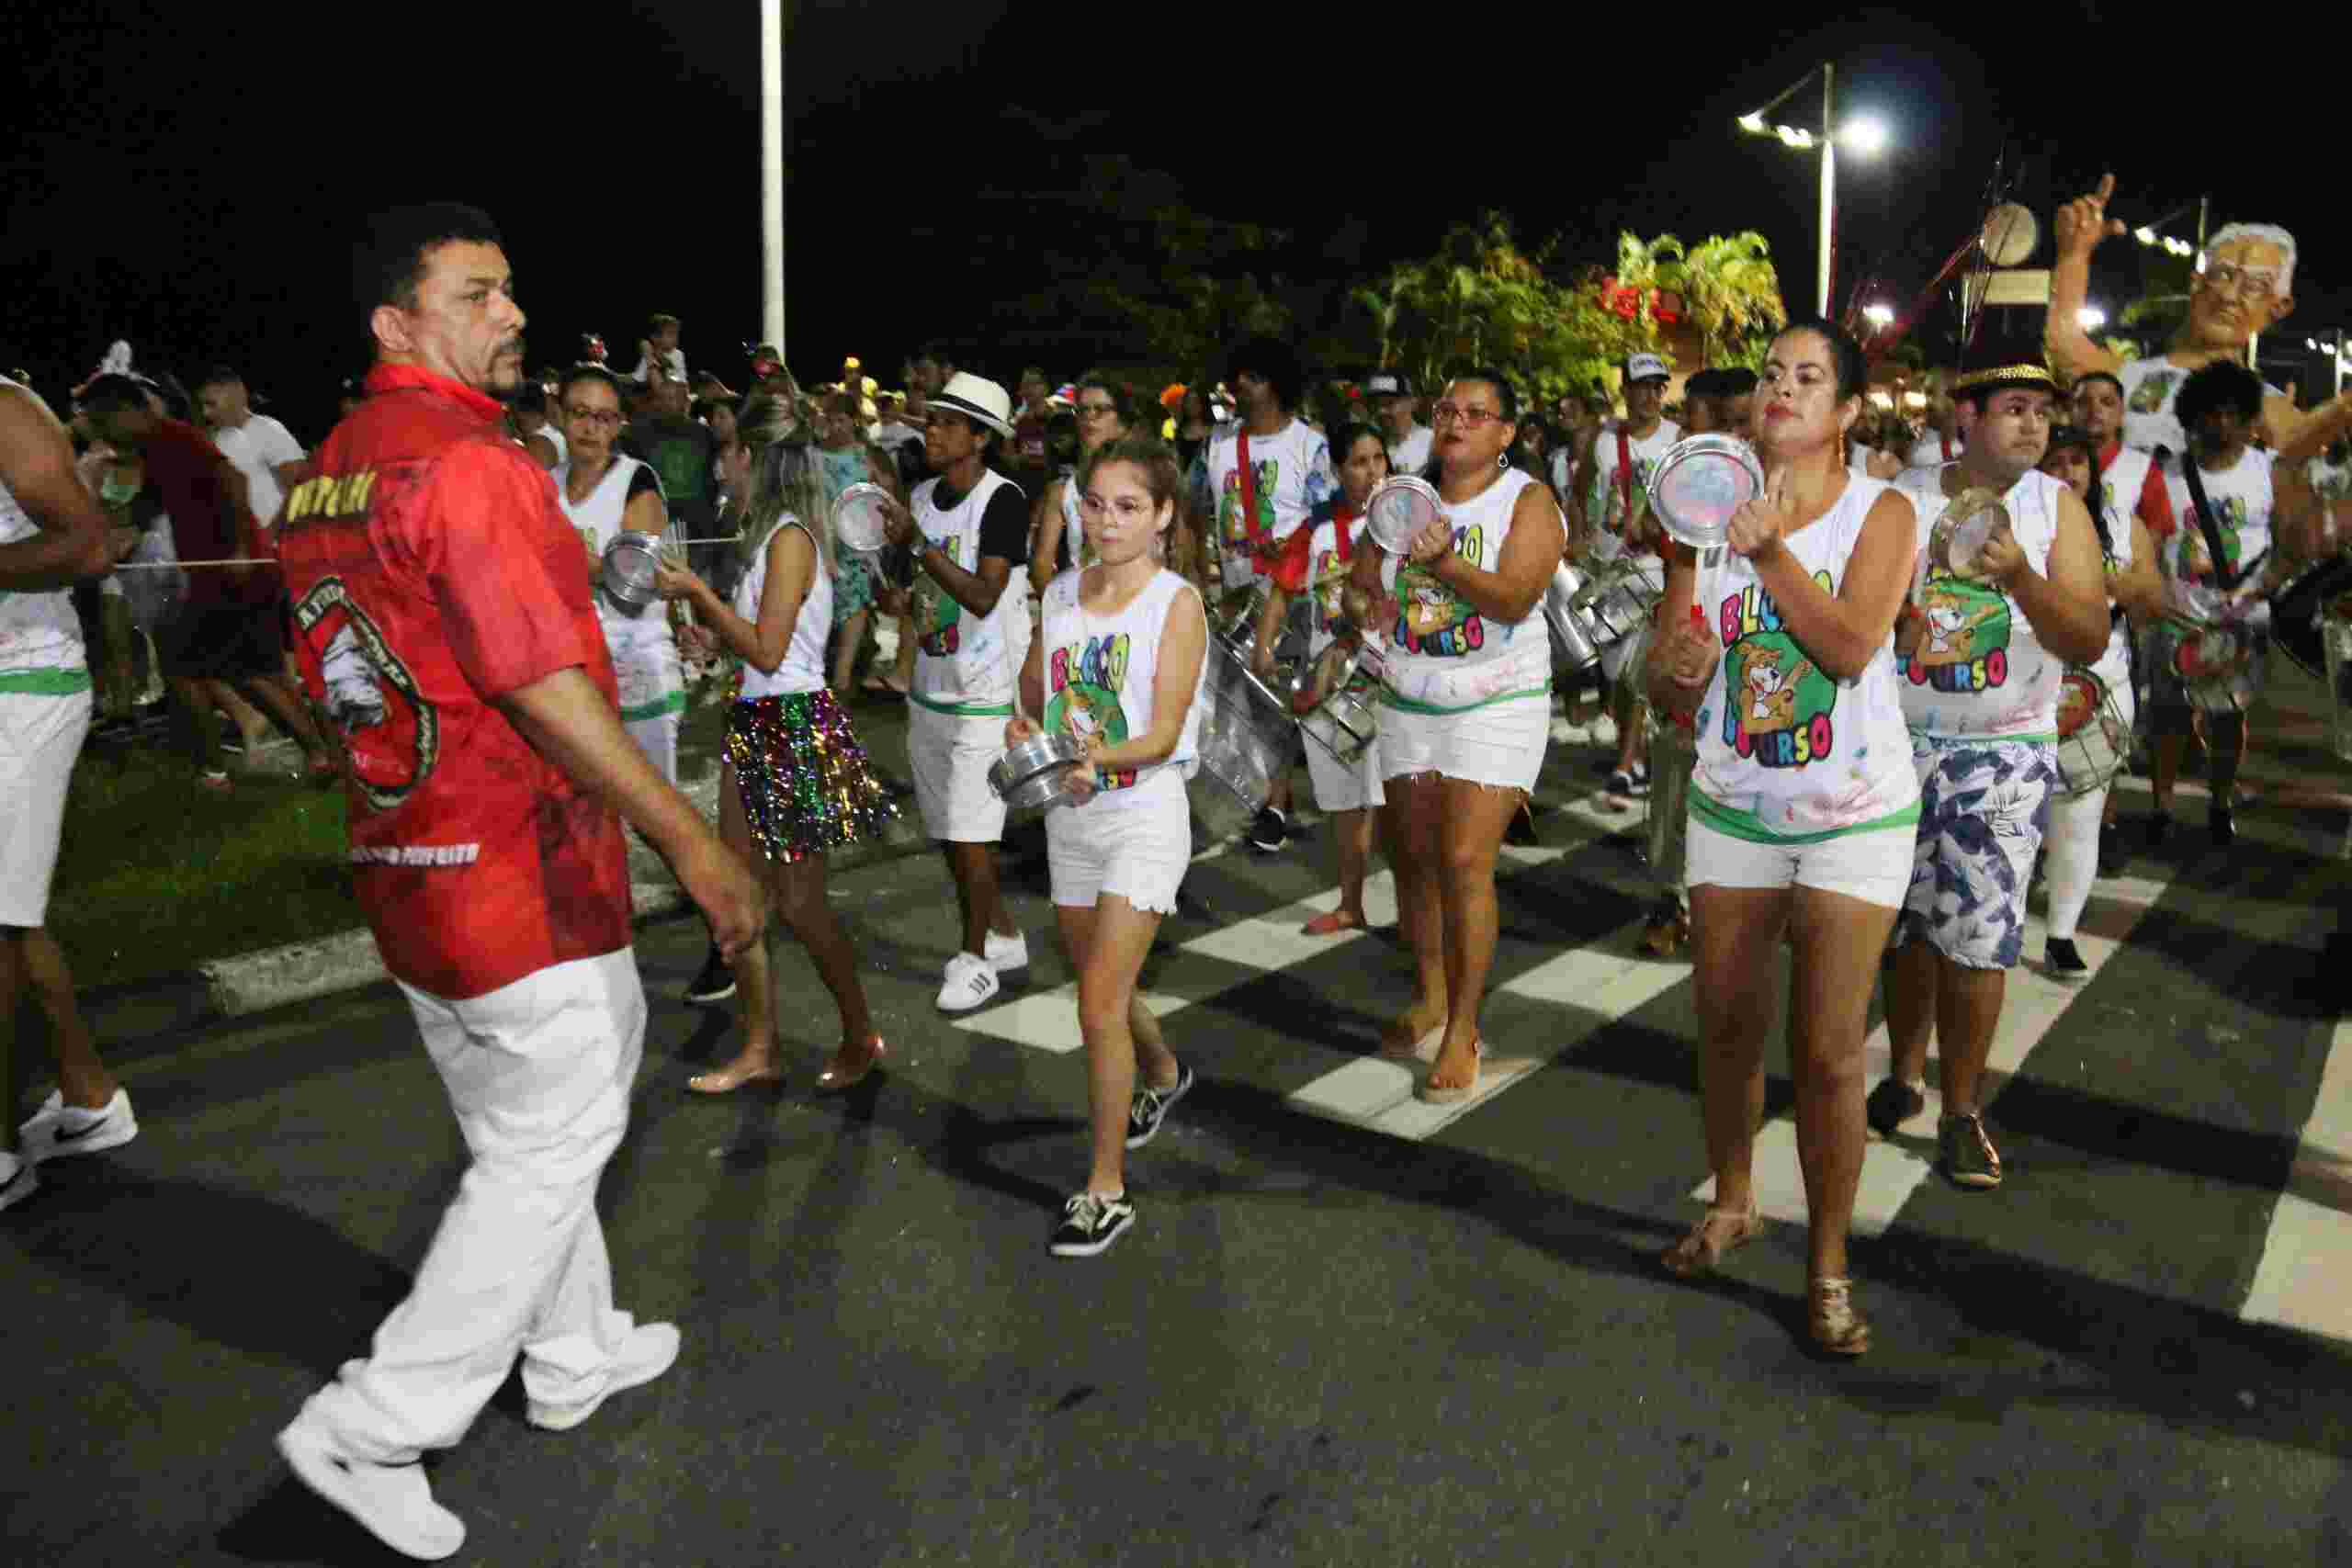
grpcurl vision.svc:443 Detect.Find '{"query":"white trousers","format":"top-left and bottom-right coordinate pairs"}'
top-left (2042, 781), bottom-right (2110, 942)
top-left (624, 708), bottom-right (681, 786)
top-left (299, 949), bottom-right (648, 1464)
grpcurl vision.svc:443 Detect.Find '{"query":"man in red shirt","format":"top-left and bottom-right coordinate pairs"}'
top-left (75, 376), bottom-right (331, 787)
top-left (269, 203), bottom-right (762, 1562)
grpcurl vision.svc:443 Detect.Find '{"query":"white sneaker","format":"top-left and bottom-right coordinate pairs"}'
top-left (936, 952), bottom-right (1001, 1012)
top-left (1549, 716), bottom-right (1584, 745)
top-left (277, 1414), bottom-right (466, 1560)
top-left (0, 1151), bottom-right (38, 1214)
top-left (983, 929), bottom-right (1029, 973)
top-left (1589, 715), bottom-right (1620, 750)
top-left (527, 1322), bottom-right (682, 1431)
top-left (18, 1088), bottom-right (138, 1164)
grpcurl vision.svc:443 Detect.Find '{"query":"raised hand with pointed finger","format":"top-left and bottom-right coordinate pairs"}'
top-left (2053, 172), bottom-right (2128, 263)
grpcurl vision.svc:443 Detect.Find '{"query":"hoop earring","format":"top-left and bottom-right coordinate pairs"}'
top-left (1498, 450), bottom-right (1510, 469)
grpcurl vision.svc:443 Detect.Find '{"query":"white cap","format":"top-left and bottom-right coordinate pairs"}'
top-left (1625, 354), bottom-right (1671, 384)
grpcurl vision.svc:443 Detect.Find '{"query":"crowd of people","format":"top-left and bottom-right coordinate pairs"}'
top-left (2, 185), bottom-right (2349, 1557)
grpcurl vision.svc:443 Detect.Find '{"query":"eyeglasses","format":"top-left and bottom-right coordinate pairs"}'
top-left (1431, 403), bottom-right (1506, 427)
top-left (2197, 261), bottom-right (2280, 301)
top-left (563, 407), bottom-right (623, 429)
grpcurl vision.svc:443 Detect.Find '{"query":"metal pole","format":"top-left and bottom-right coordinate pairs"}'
top-left (1816, 60), bottom-right (1835, 318)
top-left (760, 0), bottom-right (786, 362)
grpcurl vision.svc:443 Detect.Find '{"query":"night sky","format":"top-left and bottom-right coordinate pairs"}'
top-left (11, 2), bottom-right (2338, 442)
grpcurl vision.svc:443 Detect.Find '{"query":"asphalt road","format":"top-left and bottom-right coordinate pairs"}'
top-left (8, 677), bottom-right (2351, 1567)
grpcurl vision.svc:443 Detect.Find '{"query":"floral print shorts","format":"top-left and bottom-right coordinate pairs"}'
top-left (1894, 735), bottom-right (2056, 970)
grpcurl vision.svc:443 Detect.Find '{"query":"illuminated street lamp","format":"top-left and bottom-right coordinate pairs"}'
top-left (2077, 306), bottom-right (2107, 332)
top-left (1734, 62), bottom-right (1888, 316)
top-left (1862, 303), bottom-right (1894, 329)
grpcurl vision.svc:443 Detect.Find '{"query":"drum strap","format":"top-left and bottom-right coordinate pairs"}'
top-left (1237, 428), bottom-right (1265, 560)
top-left (2181, 459), bottom-right (2252, 593)
top-left (1615, 427), bottom-right (1634, 528)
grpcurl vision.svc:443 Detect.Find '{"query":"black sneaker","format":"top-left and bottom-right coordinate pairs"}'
top-left (2209, 805), bottom-right (2235, 848)
top-left (1865, 1077), bottom-right (1925, 1137)
top-left (1247, 807), bottom-right (1289, 853)
top-left (2146, 810), bottom-right (2173, 849)
top-left (684, 947), bottom-right (736, 1005)
top-left (2097, 821), bottom-right (2127, 878)
top-left (2044, 936), bottom-right (2088, 981)
top-left (1623, 764), bottom-right (1650, 799)
top-left (1939, 1111), bottom-right (2003, 1190)
top-left (1048, 1191), bottom-right (1135, 1258)
top-left (1125, 1061), bottom-right (1194, 1149)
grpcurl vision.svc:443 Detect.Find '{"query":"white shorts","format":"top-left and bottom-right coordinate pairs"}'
top-left (1046, 772), bottom-right (1190, 914)
top-left (0, 687), bottom-right (92, 928)
top-left (1304, 731), bottom-right (1384, 813)
top-left (908, 703), bottom-right (1010, 843)
top-left (622, 708), bottom-right (680, 786)
top-left (1377, 694), bottom-right (1548, 793)
top-left (1684, 815), bottom-right (1911, 910)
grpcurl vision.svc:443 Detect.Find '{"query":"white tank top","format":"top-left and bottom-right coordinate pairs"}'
top-left (1304, 502), bottom-right (1371, 660)
top-left (0, 378), bottom-right (87, 682)
top-left (2088, 455), bottom-right (2143, 692)
top-left (1379, 467), bottom-right (1551, 711)
top-left (1690, 473), bottom-right (1918, 840)
top-left (1894, 466), bottom-right (2068, 740)
top-left (909, 468), bottom-right (1022, 715)
top-left (1057, 471), bottom-right (1098, 571)
top-left (1040, 566), bottom-right (1204, 811)
top-left (2158, 446), bottom-right (2274, 630)
top-left (732, 517), bottom-right (831, 700)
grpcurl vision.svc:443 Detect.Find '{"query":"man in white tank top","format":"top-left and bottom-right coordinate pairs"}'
top-left (0, 377), bottom-right (139, 1213)
top-left (1586, 353), bottom-right (1681, 803)
top-left (878, 372), bottom-right (1035, 1011)
top-left (1874, 364), bottom-right (2112, 1190)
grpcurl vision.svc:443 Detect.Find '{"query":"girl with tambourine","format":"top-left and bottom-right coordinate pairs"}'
top-left (1006, 435), bottom-right (1208, 1259)
top-left (1645, 319), bottom-right (1920, 1356)
top-left (1346, 369), bottom-right (1565, 1104)
top-left (2034, 424), bottom-right (2162, 978)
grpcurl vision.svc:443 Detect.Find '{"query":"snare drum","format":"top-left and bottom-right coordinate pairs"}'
top-left (1193, 641), bottom-right (1299, 807)
top-left (1290, 638), bottom-right (1384, 764)
top-left (2154, 618), bottom-right (2255, 712)
top-left (1543, 563), bottom-right (1601, 678)
top-left (2053, 668), bottom-right (2129, 798)
top-left (988, 730), bottom-right (1092, 811)
top-left (1573, 562), bottom-right (1660, 649)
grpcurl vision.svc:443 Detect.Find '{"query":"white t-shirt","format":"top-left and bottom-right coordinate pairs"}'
top-left (733, 517), bottom-right (830, 700)
top-left (1386, 424), bottom-right (1433, 477)
top-left (1202, 417), bottom-right (1335, 593)
top-left (1586, 419), bottom-right (1680, 585)
top-left (631, 344), bottom-right (686, 386)
top-left (1690, 474), bottom-right (1918, 839)
top-left (2157, 446), bottom-right (2274, 629)
top-left (213, 413), bottom-right (306, 528)
top-left (2119, 355), bottom-right (2285, 457)
top-left (1893, 466), bottom-right (2069, 740)
top-left (553, 455), bottom-right (684, 721)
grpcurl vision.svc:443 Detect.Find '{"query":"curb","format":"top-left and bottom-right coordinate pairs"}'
top-left (91, 765), bottom-right (938, 1032)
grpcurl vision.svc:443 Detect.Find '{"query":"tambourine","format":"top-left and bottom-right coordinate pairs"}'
top-left (1928, 489), bottom-right (2009, 580)
top-left (599, 531), bottom-right (667, 614)
top-left (987, 731), bottom-right (1092, 811)
top-left (831, 482), bottom-right (893, 558)
top-left (1364, 475), bottom-right (1442, 554)
top-left (1645, 434), bottom-right (1764, 551)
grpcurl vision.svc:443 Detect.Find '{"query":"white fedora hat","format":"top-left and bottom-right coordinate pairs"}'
top-left (932, 372), bottom-right (1016, 438)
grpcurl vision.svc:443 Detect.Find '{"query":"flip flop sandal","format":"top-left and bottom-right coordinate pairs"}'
top-left (1413, 1038), bottom-right (1485, 1104)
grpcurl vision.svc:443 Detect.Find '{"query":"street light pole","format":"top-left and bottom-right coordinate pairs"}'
top-left (760, 0), bottom-right (786, 363)
top-left (1817, 60), bottom-right (1835, 318)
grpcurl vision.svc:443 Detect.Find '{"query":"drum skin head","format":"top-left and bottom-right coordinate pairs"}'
top-left (1365, 477), bottom-right (1441, 554)
top-left (1646, 435), bottom-right (1763, 550)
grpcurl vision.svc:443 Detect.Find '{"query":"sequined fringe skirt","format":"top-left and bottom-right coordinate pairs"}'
top-left (724, 689), bottom-right (899, 863)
